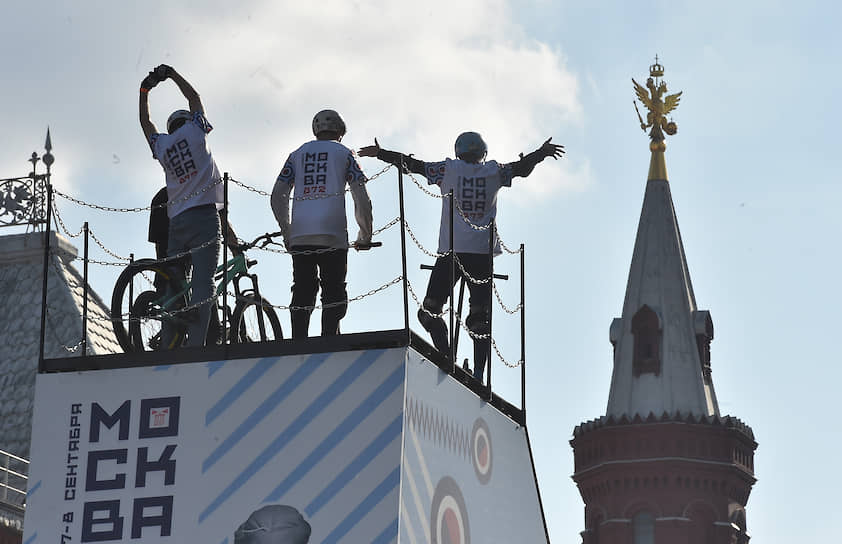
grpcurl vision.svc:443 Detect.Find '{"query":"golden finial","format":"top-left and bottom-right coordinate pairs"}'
top-left (632, 57), bottom-right (682, 180)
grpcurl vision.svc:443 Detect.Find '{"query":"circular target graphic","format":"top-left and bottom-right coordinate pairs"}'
top-left (471, 418), bottom-right (492, 485)
top-left (430, 476), bottom-right (470, 544)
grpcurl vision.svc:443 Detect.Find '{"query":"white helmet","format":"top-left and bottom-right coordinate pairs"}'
top-left (454, 131), bottom-right (487, 163)
top-left (167, 110), bottom-right (192, 134)
top-left (312, 109), bottom-right (346, 138)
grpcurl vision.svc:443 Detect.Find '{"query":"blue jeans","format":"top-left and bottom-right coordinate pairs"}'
top-left (161, 204), bottom-right (220, 348)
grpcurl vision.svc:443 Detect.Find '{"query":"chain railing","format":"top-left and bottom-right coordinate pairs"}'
top-left (39, 160), bottom-right (529, 417)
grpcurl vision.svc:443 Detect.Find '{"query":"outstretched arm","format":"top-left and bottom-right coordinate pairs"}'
top-left (509, 137), bottom-right (565, 178)
top-left (138, 72), bottom-right (161, 143)
top-left (358, 138), bottom-right (426, 175)
top-left (154, 64), bottom-right (204, 113)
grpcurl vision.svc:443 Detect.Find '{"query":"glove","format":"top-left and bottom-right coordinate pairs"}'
top-left (141, 72), bottom-right (159, 90)
top-left (153, 64), bottom-right (174, 80)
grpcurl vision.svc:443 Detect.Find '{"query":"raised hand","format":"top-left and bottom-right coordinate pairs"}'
top-left (153, 64), bottom-right (174, 80)
top-left (357, 138), bottom-right (381, 157)
top-left (540, 137), bottom-right (565, 160)
top-left (141, 71), bottom-right (159, 90)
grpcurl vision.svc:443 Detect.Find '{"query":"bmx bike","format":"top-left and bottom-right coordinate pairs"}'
top-left (110, 232), bottom-right (284, 352)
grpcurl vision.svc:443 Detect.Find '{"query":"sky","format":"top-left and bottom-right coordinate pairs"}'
top-left (2, 0), bottom-right (840, 541)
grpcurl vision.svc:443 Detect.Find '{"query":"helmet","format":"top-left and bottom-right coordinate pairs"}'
top-left (454, 131), bottom-right (487, 163)
top-left (312, 109), bottom-right (346, 138)
top-left (234, 505), bottom-right (311, 544)
top-left (167, 110), bottom-right (192, 134)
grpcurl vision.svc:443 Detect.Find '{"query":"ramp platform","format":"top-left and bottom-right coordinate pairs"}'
top-left (24, 332), bottom-right (548, 543)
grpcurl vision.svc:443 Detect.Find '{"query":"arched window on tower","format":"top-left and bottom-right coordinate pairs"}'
top-left (693, 310), bottom-right (714, 384)
top-left (632, 511), bottom-right (655, 544)
top-left (632, 305), bottom-right (661, 376)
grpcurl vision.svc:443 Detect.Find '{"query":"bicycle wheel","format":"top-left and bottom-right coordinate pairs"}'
top-left (129, 290), bottom-right (188, 351)
top-left (110, 259), bottom-right (186, 352)
top-left (230, 295), bottom-right (283, 343)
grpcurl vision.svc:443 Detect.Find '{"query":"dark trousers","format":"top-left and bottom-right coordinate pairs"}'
top-left (423, 253), bottom-right (492, 379)
top-left (290, 247), bottom-right (348, 338)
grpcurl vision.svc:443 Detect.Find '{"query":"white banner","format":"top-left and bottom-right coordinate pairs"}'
top-left (400, 350), bottom-right (548, 544)
top-left (25, 348), bottom-right (406, 543)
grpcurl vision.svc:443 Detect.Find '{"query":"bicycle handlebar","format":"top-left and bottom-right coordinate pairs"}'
top-left (419, 262), bottom-right (508, 280)
top-left (351, 241), bottom-right (382, 251)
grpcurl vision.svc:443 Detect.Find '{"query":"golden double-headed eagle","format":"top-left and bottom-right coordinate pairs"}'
top-left (632, 60), bottom-right (682, 143)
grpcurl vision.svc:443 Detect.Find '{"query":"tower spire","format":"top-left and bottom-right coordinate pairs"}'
top-left (609, 59), bottom-right (717, 418)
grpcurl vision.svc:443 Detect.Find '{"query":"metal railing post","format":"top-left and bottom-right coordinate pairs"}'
top-left (82, 221), bottom-right (89, 356)
top-left (449, 189), bottom-right (455, 373)
top-left (222, 172), bottom-right (229, 343)
top-left (520, 243), bottom-right (526, 422)
top-left (398, 167), bottom-right (410, 337)
top-left (38, 182), bottom-right (53, 370)
top-left (486, 220), bottom-right (494, 398)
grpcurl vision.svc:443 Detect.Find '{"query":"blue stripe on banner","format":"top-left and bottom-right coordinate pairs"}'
top-left (305, 415), bottom-right (403, 517)
top-left (27, 480), bottom-right (41, 497)
top-left (202, 353), bottom-right (330, 473)
top-left (205, 357), bottom-right (277, 425)
top-left (24, 533), bottom-right (37, 544)
top-left (321, 468), bottom-right (401, 544)
top-left (373, 517), bottom-right (400, 544)
top-left (207, 360), bottom-right (226, 377)
top-left (264, 367), bottom-right (404, 501)
top-left (154, 365), bottom-right (171, 371)
top-left (198, 350), bottom-right (385, 523)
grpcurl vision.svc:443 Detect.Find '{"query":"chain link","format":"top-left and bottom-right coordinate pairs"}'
top-left (250, 218), bottom-right (398, 256)
top-left (456, 319), bottom-right (523, 368)
top-left (405, 278), bottom-right (451, 318)
top-left (492, 281), bottom-right (523, 314)
top-left (453, 200), bottom-right (492, 231)
top-left (497, 234), bottom-right (522, 255)
top-left (88, 229), bottom-right (133, 261)
top-left (403, 219), bottom-right (450, 258)
top-left (452, 255), bottom-right (492, 285)
top-left (53, 178), bottom-right (223, 213)
top-left (229, 164), bottom-right (393, 201)
top-left (407, 172), bottom-right (446, 199)
top-left (258, 276), bottom-right (402, 311)
top-left (51, 201), bottom-right (84, 238)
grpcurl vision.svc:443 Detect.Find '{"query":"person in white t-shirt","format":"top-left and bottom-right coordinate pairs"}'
top-left (271, 110), bottom-right (373, 338)
top-left (359, 132), bottom-right (563, 380)
top-left (139, 64), bottom-right (223, 349)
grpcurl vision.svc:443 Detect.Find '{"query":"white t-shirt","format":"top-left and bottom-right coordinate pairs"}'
top-left (150, 112), bottom-right (222, 218)
top-left (273, 140), bottom-right (371, 249)
top-left (424, 158), bottom-right (512, 254)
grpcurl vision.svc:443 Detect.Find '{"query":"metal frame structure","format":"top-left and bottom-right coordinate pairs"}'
top-left (33, 146), bottom-right (530, 424)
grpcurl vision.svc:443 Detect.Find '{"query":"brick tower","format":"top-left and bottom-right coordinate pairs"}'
top-left (570, 60), bottom-right (757, 543)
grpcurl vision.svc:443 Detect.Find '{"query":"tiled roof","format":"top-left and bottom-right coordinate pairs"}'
top-left (0, 231), bottom-right (120, 459)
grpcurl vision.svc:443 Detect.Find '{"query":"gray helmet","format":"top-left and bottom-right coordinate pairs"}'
top-left (312, 109), bottom-right (346, 138)
top-left (234, 505), bottom-right (311, 544)
top-left (454, 132), bottom-right (487, 163)
top-left (167, 110), bottom-right (192, 134)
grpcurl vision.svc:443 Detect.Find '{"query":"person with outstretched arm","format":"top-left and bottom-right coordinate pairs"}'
top-left (359, 132), bottom-right (564, 380)
top-left (139, 64), bottom-right (224, 349)
top-left (271, 109), bottom-right (373, 339)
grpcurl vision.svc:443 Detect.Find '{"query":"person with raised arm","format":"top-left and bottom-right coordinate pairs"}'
top-left (359, 132), bottom-right (563, 380)
top-left (139, 64), bottom-right (224, 349)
